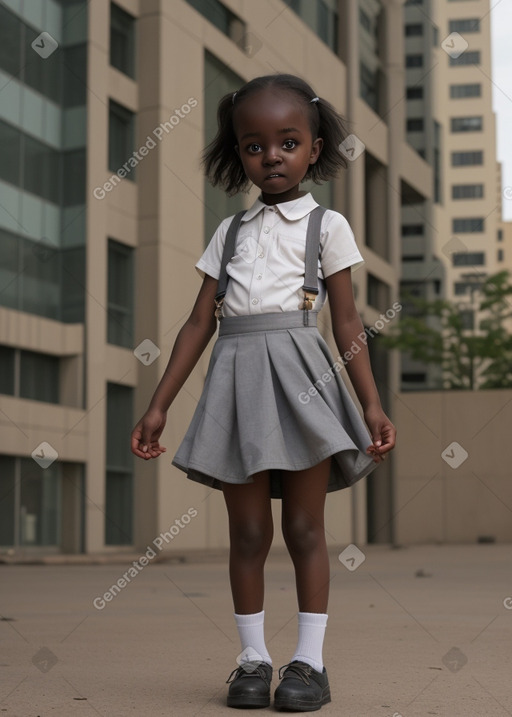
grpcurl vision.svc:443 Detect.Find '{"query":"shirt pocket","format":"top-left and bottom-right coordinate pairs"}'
top-left (229, 234), bottom-right (258, 265)
top-left (274, 233), bottom-right (306, 267)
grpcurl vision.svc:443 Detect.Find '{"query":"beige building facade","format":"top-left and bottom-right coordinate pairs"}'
top-left (4, 0), bottom-right (506, 557)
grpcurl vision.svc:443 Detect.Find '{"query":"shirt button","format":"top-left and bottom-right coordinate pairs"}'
top-left (256, 273), bottom-right (263, 279)
top-left (258, 251), bottom-right (264, 258)
top-left (251, 298), bottom-right (259, 305)
top-left (263, 226), bottom-right (270, 234)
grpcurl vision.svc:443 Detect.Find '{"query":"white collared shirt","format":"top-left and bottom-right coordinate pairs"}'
top-left (196, 192), bottom-right (363, 316)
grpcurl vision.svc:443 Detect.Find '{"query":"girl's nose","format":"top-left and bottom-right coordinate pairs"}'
top-left (263, 148), bottom-right (282, 165)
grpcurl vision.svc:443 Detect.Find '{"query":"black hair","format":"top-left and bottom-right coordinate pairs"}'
top-left (202, 73), bottom-right (349, 196)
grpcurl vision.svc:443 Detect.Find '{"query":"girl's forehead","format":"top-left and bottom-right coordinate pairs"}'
top-left (233, 89), bottom-right (310, 131)
top-left (237, 87), bottom-right (303, 111)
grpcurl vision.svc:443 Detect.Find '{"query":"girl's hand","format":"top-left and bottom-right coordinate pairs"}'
top-left (363, 405), bottom-right (396, 463)
top-left (131, 409), bottom-right (167, 460)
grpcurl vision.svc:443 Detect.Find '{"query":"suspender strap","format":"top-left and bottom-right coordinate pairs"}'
top-left (215, 210), bottom-right (246, 302)
top-left (302, 206), bottom-right (327, 295)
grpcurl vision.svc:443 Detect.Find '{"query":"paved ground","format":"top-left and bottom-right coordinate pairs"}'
top-left (1, 544), bottom-right (512, 717)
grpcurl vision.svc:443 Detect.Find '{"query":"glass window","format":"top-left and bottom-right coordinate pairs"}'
top-left (23, 23), bottom-right (61, 104)
top-left (106, 383), bottom-right (133, 545)
top-left (359, 7), bottom-right (372, 32)
top-left (449, 18), bottom-right (480, 33)
top-left (406, 54), bottom-right (423, 68)
top-left (0, 120), bottom-right (22, 187)
top-left (450, 83), bottom-right (481, 98)
top-left (61, 149), bottom-right (86, 206)
top-left (23, 134), bottom-right (60, 204)
top-left (0, 4), bottom-right (22, 77)
top-left (407, 118), bottom-right (424, 132)
top-left (452, 218), bottom-right (485, 233)
top-left (0, 346), bottom-right (15, 396)
top-left (459, 309), bottom-right (474, 330)
top-left (454, 281), bottom-right (483, 296)
top-left (19, 350), bottom-right (60, 403)
top-left (452, 184), bottom-right (484, 199)
top-left (497, 249), bottom-right (504, 262)
top-left (19, 458), bottom-right (59, 546)
top-left (62, 44), bottom-right (87, 108)
top-left (402, 373), bottom-right (427, 384)
top-left (406, 86), bottom-right (423, 99)
top-left (450, 51), bottom-right (480, 66)
top-left (0, 455), bottom-right (16, 547)
top-left (451, 116), bottom-right (482, 132)
top-left (61, 246), bottom-right (86, 323)
top-left (109, 99), bottom-right (135, 176)
top-left (22, 239), bottom-right (60, 319)
top-left (0, 229), bottom-right (20, 310)
top-left (451, 151), bottom-right (483, 166)
top-left (497, 229), bottom-right (503, 241)
top-left (110, 2), bottom-right (136, 78)
top-left (367, 274), bottom-right (391, 312)
top-left (107, 239), bottom-right (134, 348)
top-left (317, 0), bottom-right (338, 53)
top-left (405, 24), bottom-right (423, 36)
top-left (186, 0), bottom-right (239, 37)
top-left (452, 252), bottom-right (485, 266)
top-left (360, 63), bottom-right (379, 113)
top-left (402, 225), bottom-right (424, 236)
top-left (281, 0), bottom-right (338, 52)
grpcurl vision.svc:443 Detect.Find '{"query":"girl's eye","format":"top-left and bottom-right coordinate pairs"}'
top-left (248, 143), bottom-right (262, 153)
top-left (283, 139), bottom-right (297, 149)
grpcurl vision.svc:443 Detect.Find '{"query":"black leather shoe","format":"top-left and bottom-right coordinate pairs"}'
top-left (226, 660), bottom-right (273, 708)
top-left (274, 660), bottom-right (331, 712)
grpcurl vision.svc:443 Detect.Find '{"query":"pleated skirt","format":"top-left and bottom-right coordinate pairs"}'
top-left (172, 311), bottom-right (377, 498)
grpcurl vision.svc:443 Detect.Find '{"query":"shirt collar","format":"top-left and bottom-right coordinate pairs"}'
top-left (241, 192), bottom-right (319, 222)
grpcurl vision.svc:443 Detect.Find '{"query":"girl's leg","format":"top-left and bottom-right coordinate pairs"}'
top-left (281, 458), bottom-right (331, 613)
top-left (222, 470), bottom-right (273, 614)
top-left (223, 472), bottom-right (274, 708)
top-left (274, 459), bottom-right (331, 712)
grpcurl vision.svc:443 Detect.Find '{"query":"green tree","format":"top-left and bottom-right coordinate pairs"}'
top-left (382, 270), bottom-right (512, 390)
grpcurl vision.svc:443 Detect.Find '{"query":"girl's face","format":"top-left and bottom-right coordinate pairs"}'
top-left (233, 89), bottom-right (323, 205)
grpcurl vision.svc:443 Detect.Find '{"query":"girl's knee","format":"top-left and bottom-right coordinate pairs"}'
top-left (230, 518), bottom-right (273, 559)
top-left (282, 515), bottom-right (325, 557)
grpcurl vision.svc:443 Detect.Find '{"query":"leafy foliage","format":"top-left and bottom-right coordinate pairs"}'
top-left (382, 271), bottom-right (512, 390)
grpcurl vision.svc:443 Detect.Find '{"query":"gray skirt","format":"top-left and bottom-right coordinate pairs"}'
top-left (172, 311), bottom-right (377, 499)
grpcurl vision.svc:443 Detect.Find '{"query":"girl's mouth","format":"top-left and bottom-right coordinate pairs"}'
top-left (266, 173), bottom-right (283, 179)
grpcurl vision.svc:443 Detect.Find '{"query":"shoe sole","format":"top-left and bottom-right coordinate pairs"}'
top-left (227, 694), bottom-right (270, 708)
top-left (274, 689), bottom-right (331, 712)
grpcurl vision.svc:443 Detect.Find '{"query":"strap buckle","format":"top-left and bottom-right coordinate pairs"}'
top-left (214, 296), bottom-right (224, 320)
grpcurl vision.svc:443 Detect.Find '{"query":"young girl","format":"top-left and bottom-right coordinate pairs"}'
top-left (131, 74), bottom-right (396, 712)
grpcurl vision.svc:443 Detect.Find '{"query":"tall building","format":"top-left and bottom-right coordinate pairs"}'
top-left (402, 0), bottom-right (503, 390)
top-left (0, 0), bottom-right (428, 556)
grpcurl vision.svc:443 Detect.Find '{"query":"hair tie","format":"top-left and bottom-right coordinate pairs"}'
top-left (310, 97), bottom-right (319, 103)
top-left (232, 91), bottom-right (238, 105)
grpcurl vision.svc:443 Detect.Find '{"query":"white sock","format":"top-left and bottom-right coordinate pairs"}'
top-left (234, 610), bottom-right (272, 665)
top-left (291, 612), bottom-right (328, 673)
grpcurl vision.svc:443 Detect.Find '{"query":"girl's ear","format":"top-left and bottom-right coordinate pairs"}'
top-left (309, 137), bottom-right (323, 165)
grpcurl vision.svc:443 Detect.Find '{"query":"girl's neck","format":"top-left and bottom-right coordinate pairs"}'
top-left (260, 190), bottom-right (308, 206)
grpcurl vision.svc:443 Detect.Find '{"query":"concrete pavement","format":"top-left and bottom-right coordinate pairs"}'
top-left (1, 544), bottom-right (511, 716)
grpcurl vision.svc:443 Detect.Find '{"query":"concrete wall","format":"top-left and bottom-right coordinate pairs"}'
top-left (393, 389), bottom-right (512, 543)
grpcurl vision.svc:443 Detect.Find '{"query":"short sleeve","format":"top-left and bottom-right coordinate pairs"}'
top-left (319, 210), bottom-right (364, 277)
top-left (195, 217), bottom-right (232, 280)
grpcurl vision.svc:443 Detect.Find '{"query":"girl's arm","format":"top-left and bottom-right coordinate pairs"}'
top-left (131, 274), bottom-right (219, 460)
top-left (325, 268), bottom-right (396, 461)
